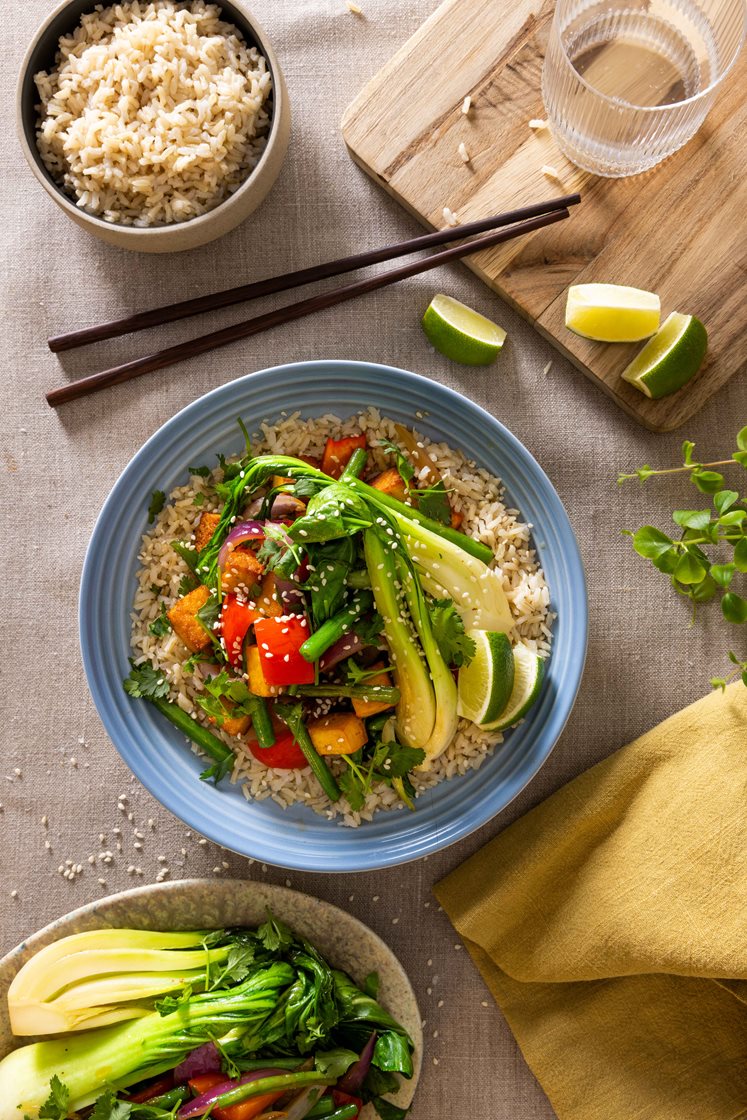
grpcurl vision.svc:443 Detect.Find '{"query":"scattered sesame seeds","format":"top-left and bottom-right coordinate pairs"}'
top-left (10, 890), bottom-right (18, 899)
top-left (345, 0), bottom-right (363, 12)
top-left (528, 117), bottom-right (548, 130)
top-left (458, 141), bottom-right (471, 163)
top-left (541, 163), bottom-right (563, 182)
top-left (481, 1001), bottom-right (489, 1007)
top-left (392, 917), bottom-right (400, 925)
top-left (542, 360), bottom-right (553, 375)
top-left (41, 815), bottom-right (48, 827)
top-left (462, 95), bottom-right (471, 115)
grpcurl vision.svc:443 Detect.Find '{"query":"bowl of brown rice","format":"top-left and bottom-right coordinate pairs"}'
top-left (16, 0), bottom-right (290, 252)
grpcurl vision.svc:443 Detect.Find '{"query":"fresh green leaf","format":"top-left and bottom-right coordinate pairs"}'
top-left (379, 439), bottom-right (415, 488)
top-left (735, 451), bottom-right (747, 468)
top-left (172, 541), bottom-right (199, 571)
top-left (428, 597), bottom-right (476, 667)
top-left (631, 526), bottom-right (673, 559)
top-left (711, 563), bottom-right (736, 589)
top-left (714, 490), bottom-right (739, 514)
top-left (372, 1099), bottom-right (410, 1120)
top-left (307, 538), bottom-right (355, 625)
top-left (149, 605), bottom-right (171, 638)
top-left (733, 538), bottom-right (747, 573)
top-left (651, 547), bottom-right (679, 574)
top-left (417, 480), bottom-right (451, 525)
top-left (293, 475), bottom-right (328, 500)
top-left (711, 677), bottom-right (727, 692)
top-left (362, 971), bottom-right (380, 999)
top-left (289, 484), bottom-right (372, 545)
top-left (189, 464), bottom-right (212, 478)
top-left (148, 490), bottom-right (166, 524)
top-left (193, 492), bottom-right (205, 508)
top-left (673, 551), bottom-right (707, 585)
top-left (722, 593), bottom-right (747, 624)
top-left (237, 417), bottom-right (253, 459)
top-left (719, 510), bottom-right (746, 527)
top-left (257, 910), bottom-right (294, 953)
top-left (313, 1048), bottom-right (359, 1080)
top-left (123, 660), bottom-right (170, 701)
top-left (682, 440), bottom-right (697, 466)
top-left (737, 426), bottom-right (747, 453)
top-left (363, 1067), bottom-right (400, 1099)
top-left (209, 944), bottom-right (257, 989)
top-left (197, 592), bottom-right (221, 639)
top-left (672, 509), bottom-right (712, 531)
top-left (179, 572), bottom-right (200, 596)
top-left (682, 574), bottom-right (717, 603)
top-left (691, 469), bottom-right (725, 494)
top-left (338, 765), bottom-right (367, 812)
top-left (154, 984), bottom-right (193, 1016)
top-left (90, 1090), bottom-right (132, 1120)
top-left (353, 610), bottom-right (385, 646)
top-left (199, 756), bottom-right (234, 785)
top-left (38, 1076), bottom-right (70, 1120)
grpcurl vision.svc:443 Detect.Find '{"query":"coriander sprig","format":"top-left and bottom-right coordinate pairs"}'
top-left (620, 425), bottom-right (747, 689)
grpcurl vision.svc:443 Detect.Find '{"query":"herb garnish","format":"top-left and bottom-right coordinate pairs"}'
top-left (147, 490), bottom-right (166, 523)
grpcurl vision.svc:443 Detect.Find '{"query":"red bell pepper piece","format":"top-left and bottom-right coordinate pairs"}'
top-left (332, 1089), bottom-right (363, 1116)
top-left (321, 434), bottom-right (367, 479)
top-left (253, 615), bottom-right (315, 686)
top-left (220, 594), bottom-right (261, 668)
top-left (247, 726), bottom-right (308, 769)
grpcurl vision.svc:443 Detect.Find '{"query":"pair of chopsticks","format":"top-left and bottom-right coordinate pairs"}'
top-left (46, 193), bottom-right (581, 407)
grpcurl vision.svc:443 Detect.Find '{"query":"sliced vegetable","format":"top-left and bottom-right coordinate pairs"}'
top-left (319, 632), bottom-right (364, 671)
top-left (321, 435), bottom-right (368, 479)
top-left (336, 1034), bottom-right (376, 1095)
top-left (256, 572), bottom-right (284, 618)
top-left (221, 594), bottom-right (261, 668)
top-left (175, 1043), bottom-right (221, 1082)
top-left (247, 727), bottom-right (309, 770)
top-left (254, 616), bottom-right (315, 686)
top-left (369, 469), bottom-right (407, 502)
top-left (275, 702), bottom-right (341, 802)
top-left (351, 666), bottom-right (395, 718)
top-left (217, 521), bottom-right (267, 572)
top-left (340, 447), bottom-right (368, 481)
top-left (244, 645), bottom-right (284, 699)
top-left (180, 1069), bottom-right (294, 1119)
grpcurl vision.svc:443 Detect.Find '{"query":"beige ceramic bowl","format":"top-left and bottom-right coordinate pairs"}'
top-left (16, 0), bottom-right (291, 253)
top-left (0, 880), bottom-right (422, 1117)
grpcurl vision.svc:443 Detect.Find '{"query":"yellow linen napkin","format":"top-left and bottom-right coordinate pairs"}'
top-left (435, 684), bottom-right (747, 1120)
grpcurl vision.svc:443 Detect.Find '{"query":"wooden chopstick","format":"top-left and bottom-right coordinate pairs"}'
top-left (48, 194), bottom-right (581, 353)
top-left (46, 207), bottom-right (571, 408)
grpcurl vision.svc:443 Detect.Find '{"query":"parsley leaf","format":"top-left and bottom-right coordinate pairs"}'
top-left (38, 1076), bottom-right (69, 1120)
top-left (375, 741), bottom-right (425, 778)
top-left (123, 660), bottom-right (170, 700)
top-left (417, 480), bottom-right (451, 525)
top-left (147, 490), bottom-right (166, 524)
top-left (172, 541), bottom-right (199, 571)
top-left (149, 604), bottom-right (171, 638)
top-left (179, 571), bottom-right (200, 597)
top-left (90, 1090), bottom-right (132, 1120)
top-left (257, 909), bottom-right (294, 953)
top-left (428, 598), bottom-right (476, 667)
top-left (193, 492), bottom-right (205, 508)
top-left (188, 464), bottom-right (212, 478)
top-left (210, 943), bottom-right (257, 989)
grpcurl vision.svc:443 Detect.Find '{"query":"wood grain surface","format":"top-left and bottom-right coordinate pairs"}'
top-left (341, 0), bottom-right (746, 431)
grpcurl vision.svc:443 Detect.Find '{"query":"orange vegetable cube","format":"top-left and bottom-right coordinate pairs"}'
top-left (351, 664), bottom-right (396, 718)
top-left (369, 468), bottom-right (408, 503)
top-left (256, 572), bottom-right (283, 618)
top-left (244, 645), bottom-right (283, 698)
top-left (307, 712), bottom-right (368, 756)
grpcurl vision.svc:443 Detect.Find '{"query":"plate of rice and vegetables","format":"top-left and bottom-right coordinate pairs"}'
top-left (80, 360), bottom-right (587, 870)
top-left (0, 880), bottom-right (421, 1120)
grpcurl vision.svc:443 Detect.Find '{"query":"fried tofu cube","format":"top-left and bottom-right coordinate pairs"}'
top-left (245, 645), bottom-right (282, 697)
top-left (167, 585), bottom-right (212, 652)
top-left (308, 713), bottom-right (368, 756)
top-left (351, 664), bottom-right (396, 718)
top-left (221, 549), bottom-right (264, 594)
top-left (256, 572), bottom-right (283, 618)
top-left (370, 468), bottom-right (408, 502)
top-left (194, 511), bottom-right (221, 553)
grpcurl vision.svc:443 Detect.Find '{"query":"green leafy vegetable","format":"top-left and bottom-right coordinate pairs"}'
top-left (172, 541), bottom-right (199, 571)
top-left (188, 464), bottom-right (212, 478)
top-left (372, 1098), bottom-right (410, 1120)
top-left (620, 425), bottom-right (747, 688)
top-left (379, 439), bottom-right (415, 489)
top-left (38, 1076), bottom-right (69, 1120)
top-left (307, 538), bottom-right (356, 625)
top-left (416, 480), bottom-right (451, 525)
top-left (428, 598), bottom-right (476, 667)
top-left (148, 490), bottom-right (166, 524)
top-left (149, 605), bottom-right (172, 638)
top-left (123, 660), bottom-right (170, 701)
top-left (90, 1089), bottom-right (133, 1120)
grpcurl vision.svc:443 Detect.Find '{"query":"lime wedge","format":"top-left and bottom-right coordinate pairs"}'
top-left (621, 311), bottom-right (707, 399)
top-left (422, 294), bottom-right (506, 365)
top-left (480, 644), bottom-right (544, 730)
top-left (565, 283), bottom-right (660, 342)
top-left (457, 631), bottom-right (514, 724)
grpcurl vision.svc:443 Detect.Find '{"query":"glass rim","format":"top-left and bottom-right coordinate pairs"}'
top-left (550, 0), bottom-right (747, 113)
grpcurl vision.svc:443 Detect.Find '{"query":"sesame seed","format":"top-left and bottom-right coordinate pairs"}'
top-left (462, 95), bottom-right (471, 114)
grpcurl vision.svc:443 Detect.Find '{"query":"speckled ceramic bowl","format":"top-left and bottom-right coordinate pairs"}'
top-left (0, 880), bottom-right (421, 1117)
top-left (16, 0), bottom-right (291, 253)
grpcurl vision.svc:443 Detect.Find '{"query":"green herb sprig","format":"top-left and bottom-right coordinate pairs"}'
top-left (620, 425), bottom-right (747, 689)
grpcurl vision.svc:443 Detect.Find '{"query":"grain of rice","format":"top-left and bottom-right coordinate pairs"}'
top-left (131, 409), bottom-right (553, 826)
top-left (462, 96), bottom-right (472, 115)
top-left (442, 206), bottom-right (459, 228)
top-left (458, 142), bottom-right (471, 164)
top-left (34, 1), bottom-right (272, 227)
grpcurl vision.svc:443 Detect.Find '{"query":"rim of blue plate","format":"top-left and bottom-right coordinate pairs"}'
top-left (79, 360), bottom-right (587, 872)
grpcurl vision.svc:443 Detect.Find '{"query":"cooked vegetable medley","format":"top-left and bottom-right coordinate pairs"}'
top-left (125, 420), bottom-right (547, 813)
top-left (0, 914), bottom-right (414, 1120)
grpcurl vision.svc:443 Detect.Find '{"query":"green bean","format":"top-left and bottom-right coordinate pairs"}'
top-left (299, 591), bottom-right (373, 663)
top-left (274, 703), bottom-right (341, 803)
top-left (340, 447), bottom-right (368, 481)
top-left (151, 698), bottom-right (234, 772)
top-left (213, 1072), bottom-right (330, 1108)
top-left (295, 684), bottom-right (400, 704)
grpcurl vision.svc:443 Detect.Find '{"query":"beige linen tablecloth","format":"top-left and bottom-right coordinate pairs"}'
top-left (1, 3), bottom-right (743, 1117)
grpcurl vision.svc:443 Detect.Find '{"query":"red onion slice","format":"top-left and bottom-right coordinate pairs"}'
top-left (174, 1041), bottom-right (221, 1082)
top-left (336, 1033), bottom-right (376, 1095)
top-left (217, 520), bottom-right (266, 571)
top-left (270, 494), bottom-right (307, 521)
top-left (319, 633), bottom-right (363, 672)
top-left (178, 1068), bottom-right (290, 1119)
top-left (274, 577), bottom-right (307, 614)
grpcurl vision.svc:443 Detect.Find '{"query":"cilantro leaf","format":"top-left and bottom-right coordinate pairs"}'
top-left (193, 492), bottom-right (205, 508)
top-left (200, 756), bottom-right (234, 784)
top-left (417, 480), bottom-right (451, 525)
top-left (147, 490), bottom-right (166, 524)
top-left (353, 610), bottom-right (384, 646)
top-left (196, 592), bottom-right (221, 639)
top-left (38, 1076), bottom-right (69, 1120)
top-left (379, 439), bottom-right (414, 488)
top-left (172, 541), bottom-right (199, 571)
top-left (155, 984), bottom-right (193, 1016)
top-left (149, 604), bottom-right (171, 638)
top-left (376, 742), bottom-right (425, 779)
top-left (257, 909), bottom-right (294, 953)
top-left (209, 943), bottom-right (257, 989)
top-left (338, 765), bottom-right (367, 812)
top-left (428, 598), bottom-right (475, 667)
top-left (188, 464), bottom-right (212, 478)
top-left (179, 571), bottom-right (200, 597)
top-left (90, 1090), bottom-right (132, 1120)
top-left (123, 660), bottom-right (170, 701)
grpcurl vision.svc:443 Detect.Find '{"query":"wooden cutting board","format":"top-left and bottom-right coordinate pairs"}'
top-left (341, 0), bottom-right (746, 431)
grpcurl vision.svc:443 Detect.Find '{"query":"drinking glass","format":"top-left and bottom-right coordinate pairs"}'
top-left (541, 0), bottom-right (746, 177)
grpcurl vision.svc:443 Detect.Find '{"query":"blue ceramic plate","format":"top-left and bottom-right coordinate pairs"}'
top-left (80, 360), bottom-right (587, 871)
